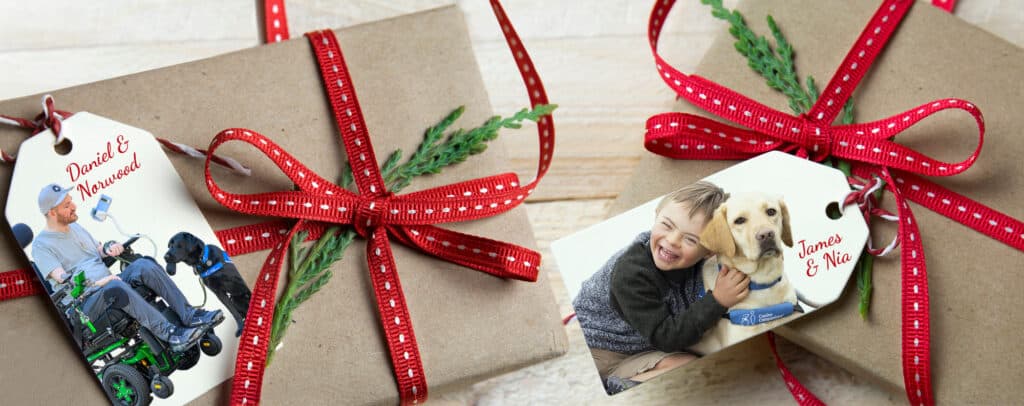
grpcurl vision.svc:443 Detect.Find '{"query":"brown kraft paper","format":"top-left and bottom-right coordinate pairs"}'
top-left (610, 0), bottom-right (1023, 404)
top-left (0, 5), bottom-right (568, 405)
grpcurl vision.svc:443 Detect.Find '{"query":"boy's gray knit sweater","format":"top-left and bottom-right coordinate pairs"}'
top-left (573, 231), bottom-right (726, 354)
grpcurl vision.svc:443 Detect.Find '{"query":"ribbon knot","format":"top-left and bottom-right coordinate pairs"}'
top-left (354, 194), bottom-right (391, 238)
top-left (39, 95), bottom-right (65, 142)
top-left (798, 118), bottom-right (833, 161)
top-left (207, 10), bottom-right (557, 404)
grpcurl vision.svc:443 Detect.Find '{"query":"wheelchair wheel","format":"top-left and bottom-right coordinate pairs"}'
top-left (101, 363), bottom-right (152, 406)
top-left (199, 332), bottom-right (222, 356)
top-left (151, 375), bottom-right (174, 399)
top-left (177, 346), bottom-right (201, 370)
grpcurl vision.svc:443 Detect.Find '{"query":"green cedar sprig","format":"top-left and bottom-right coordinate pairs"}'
top-left (266, 104), bottom-right (557, 364)
top-left (702, 0), bottom-right (878, 319)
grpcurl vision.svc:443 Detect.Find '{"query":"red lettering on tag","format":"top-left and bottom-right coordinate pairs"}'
top-left (797, 234), bottom-right (843, 259)
top-left (824, 249), bottom-right (852, 270)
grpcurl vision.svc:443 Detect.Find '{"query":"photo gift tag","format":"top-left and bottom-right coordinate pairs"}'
top-left (4, 112), bottom-right (248, 405)
top-left (553, 151), bottom-right (868, 395)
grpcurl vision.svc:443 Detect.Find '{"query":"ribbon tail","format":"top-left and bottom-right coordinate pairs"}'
top-left (805, 0), bottom-right (914, 124)
top-left (878, 169), bottom-right (934, 406)
top-left (891, 170), bottom-right (1024, 251)
top-left (366, 227), bottom-right (428, 405)
top-left (262, 0), bottom-right (290, 43)
top-left (229, 220), bottom-right (305, 406)
top-left (767, 332), bottom-right (826, 406)
top-left (389, 225), bottom-right (540, 282)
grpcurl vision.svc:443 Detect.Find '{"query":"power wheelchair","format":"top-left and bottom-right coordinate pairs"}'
top-left (13, 223), bottom-right (223, 406)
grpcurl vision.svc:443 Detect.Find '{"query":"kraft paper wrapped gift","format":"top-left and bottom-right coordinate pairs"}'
top-left (0, 5), bottom-right (568, 404)
top-left (611, 0), bottom-right (1023, 403)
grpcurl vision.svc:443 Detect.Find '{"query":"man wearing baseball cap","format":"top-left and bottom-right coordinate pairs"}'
top-left (32, 183), bottom-right (223, 352)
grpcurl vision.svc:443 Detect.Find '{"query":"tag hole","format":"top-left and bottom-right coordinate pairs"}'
top-left (825, 202), bottom-right (842, 220)
top-left (53, 138), bottom-right (73, 156)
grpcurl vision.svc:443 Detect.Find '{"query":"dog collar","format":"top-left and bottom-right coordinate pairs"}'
top-left (748, 276), bottom-right (782, 291)
top-left (716, 264), bottom-right (782, 291)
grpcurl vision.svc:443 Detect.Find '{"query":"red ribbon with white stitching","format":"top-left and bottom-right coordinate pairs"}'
top-left (767, 332), bottom-right (825, 406)
top-left (210, 1), bottom-right (552, 404)
top-left (646, 0), bottom-right (1021, 405)
top-left (262, 0), bottom-right (289, 43)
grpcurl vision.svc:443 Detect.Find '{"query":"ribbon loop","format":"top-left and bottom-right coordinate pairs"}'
top-left (400, 173), bottom-right (521, 200)
top-left (214, 128), bottom-right (342, 195)
top-left (390, 225), bottom-right (540, 282)
top-left (830, 98), bottom-right (984, 177)
top-left (644, 112), bottom-right (777, 160)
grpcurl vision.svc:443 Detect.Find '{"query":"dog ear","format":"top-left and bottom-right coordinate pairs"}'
top-left (780, 200), bottom-right (793, 247)
top-left (186, 232), bottom-right (204, 254)
top-left (700, 205), bottom-right (736, 257)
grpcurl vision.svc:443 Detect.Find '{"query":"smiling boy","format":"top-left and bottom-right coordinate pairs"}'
top-left (573, 181), bottom-right (750, 393)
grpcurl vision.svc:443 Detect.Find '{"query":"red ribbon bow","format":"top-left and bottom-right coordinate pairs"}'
top-left (208, 2), bottom-right (554, 405)
top-left (646, 1), bottom-right (1023, 405)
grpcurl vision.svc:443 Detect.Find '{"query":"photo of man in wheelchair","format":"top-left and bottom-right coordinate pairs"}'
top-left (14, 184), bottom-right (227, 405)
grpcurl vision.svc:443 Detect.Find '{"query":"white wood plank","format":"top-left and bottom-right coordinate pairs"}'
top-left (0, 41), bottom-right (253, 100)
top-left (0, 1), bottom-right (258, 50)
top-left (0, 1), bottom-right (454, 51)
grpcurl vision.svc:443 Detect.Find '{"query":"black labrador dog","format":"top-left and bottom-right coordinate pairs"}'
top-left (165, 232), bottom-right (251, 337)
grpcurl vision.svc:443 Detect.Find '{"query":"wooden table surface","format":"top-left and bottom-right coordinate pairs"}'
top-left (2, 1), bottom-right (1020, 404)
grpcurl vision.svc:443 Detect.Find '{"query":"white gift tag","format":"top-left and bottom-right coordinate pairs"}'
top-left (553, 151), bottom-right (868, 394)
top-left (5, 112), bottom-right (244, 405)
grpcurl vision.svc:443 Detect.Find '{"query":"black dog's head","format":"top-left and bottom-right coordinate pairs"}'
top-left (164, 232), bottom-right (206, 275)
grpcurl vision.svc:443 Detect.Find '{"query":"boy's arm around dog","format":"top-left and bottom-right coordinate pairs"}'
top-left (609, 242), bottom-right (726, 353)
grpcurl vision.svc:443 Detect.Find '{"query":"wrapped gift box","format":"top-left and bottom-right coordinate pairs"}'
top-left (610, 0), bottom-right (1023, 404)
top-left (0, 5), bottom-right (568, 404)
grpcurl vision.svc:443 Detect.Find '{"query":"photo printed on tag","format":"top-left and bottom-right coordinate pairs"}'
top-left (553, 151), bottom-right (869, 396)
top-left (5, 112), bottom-right (247, 405)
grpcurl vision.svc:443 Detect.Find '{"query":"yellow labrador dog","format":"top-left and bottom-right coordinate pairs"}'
top-left (688, 192), bottom-right (802, 355)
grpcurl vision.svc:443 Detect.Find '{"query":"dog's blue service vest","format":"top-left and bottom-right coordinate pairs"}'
top-left (699, 265), bottom-right (799, 326)
top-left (198, 245), bottom-right (232, 278)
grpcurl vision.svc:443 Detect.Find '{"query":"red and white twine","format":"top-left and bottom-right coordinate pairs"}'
top-left (0, 95), bottom-right (251, 176)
